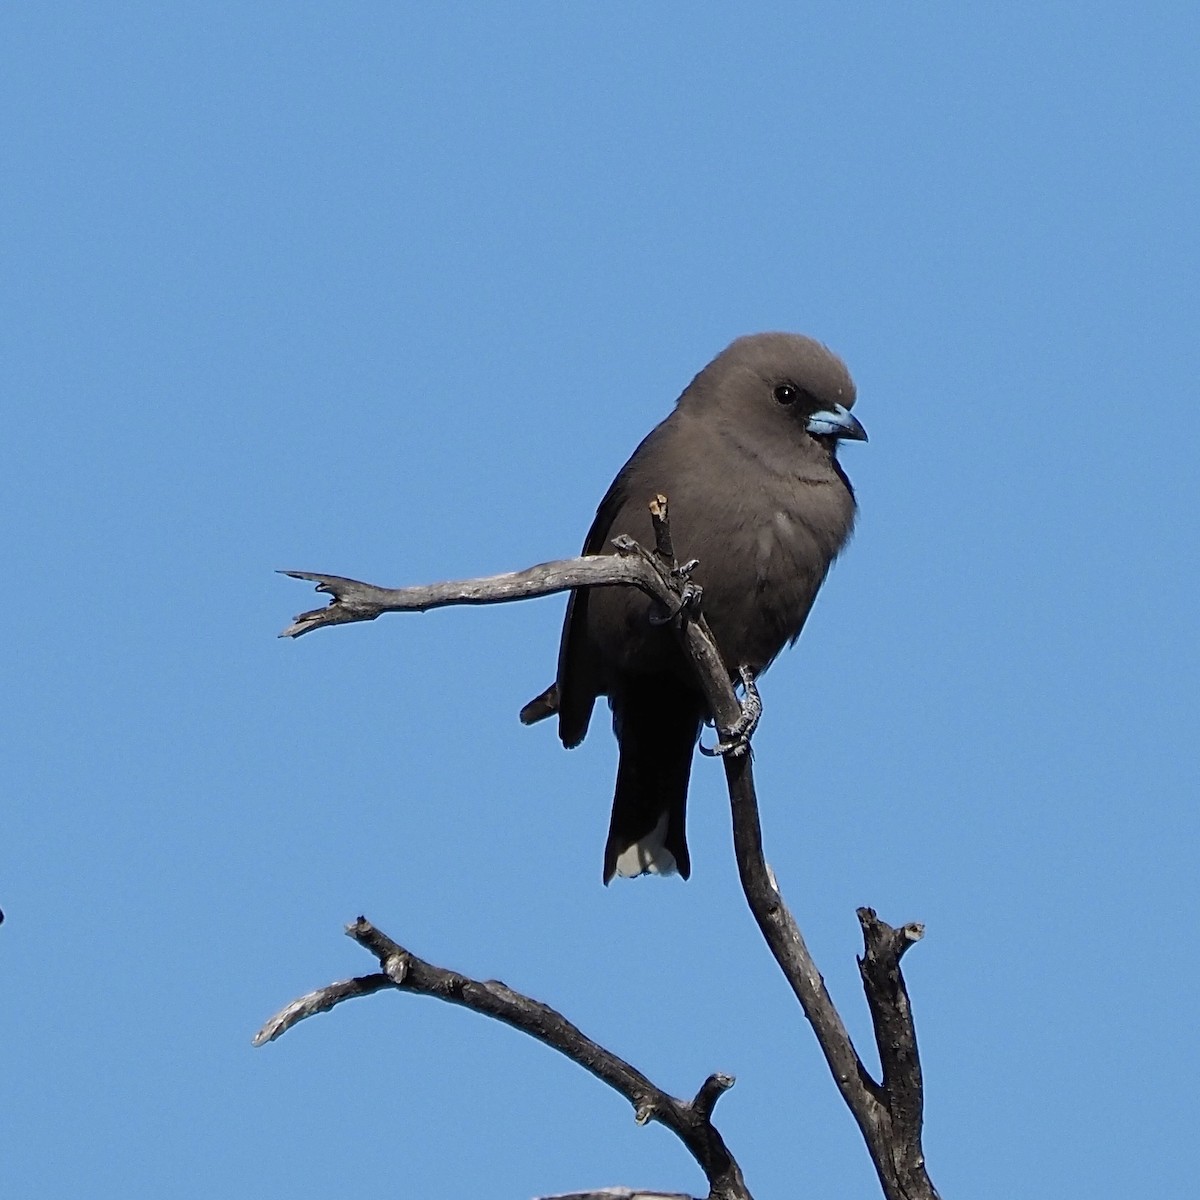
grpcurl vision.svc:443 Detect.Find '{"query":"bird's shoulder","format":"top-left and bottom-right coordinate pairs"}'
top-left (579, 413), bottom-right (693, 550)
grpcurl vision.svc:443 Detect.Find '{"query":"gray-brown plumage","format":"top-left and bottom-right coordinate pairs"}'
top-left (521, 332), bottom-right (866, 882)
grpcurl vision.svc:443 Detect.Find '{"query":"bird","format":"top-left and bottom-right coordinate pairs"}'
top-left (521, 332), bottom-right (866, 883)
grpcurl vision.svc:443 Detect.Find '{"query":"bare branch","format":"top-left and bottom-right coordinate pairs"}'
top-left (252, 973), bottom-right (393, 1045)
top-left (258, 917), bottom-right (751, 1200)
top-left (856, 909), bottom-right (937, 1197)
top-left (274, 501), bottom-right (939, 1198)
top-left (690, 1073), bottom-right (736, 1122)
top-left (561, 508), bottom-right (939, 1200)
top-left (278, 551), bottom-right (678, 639)
top-left (539, 1191), bottom-right (696, 1200)
top-left (687, 660), bottom-right (938, 1198)
top-left (648, 493), bottom-right (677, 564)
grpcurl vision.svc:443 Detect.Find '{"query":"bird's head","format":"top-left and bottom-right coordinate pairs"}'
top-left (683, 332), bottom-right (868, 451)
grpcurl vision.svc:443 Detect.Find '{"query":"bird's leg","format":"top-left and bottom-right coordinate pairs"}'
top-left (700, 666), bottom-right (761, 758)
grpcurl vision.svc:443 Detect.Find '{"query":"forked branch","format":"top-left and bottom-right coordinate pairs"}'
top-left (256, 918), bottom-right (748, 1200)
top-left (266, 498), bottom-right (938, 1200)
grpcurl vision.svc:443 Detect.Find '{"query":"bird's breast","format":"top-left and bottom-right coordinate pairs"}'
top-left (755, 510), bottom-right (801, 579)
top-left (707, 476), bottom-right (855, 671)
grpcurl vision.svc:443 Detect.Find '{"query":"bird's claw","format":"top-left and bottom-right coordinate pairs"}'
top-left (649, 578), bottom-right (704, 625)
top-left (700, 667), bottom-right (761, 758)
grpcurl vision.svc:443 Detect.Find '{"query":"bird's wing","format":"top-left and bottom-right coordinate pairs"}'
top-left (553, 463), bottom-right (633, 747)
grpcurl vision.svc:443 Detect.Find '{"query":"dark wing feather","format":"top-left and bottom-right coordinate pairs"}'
top-left (554, 466), bottom-right (632, 747)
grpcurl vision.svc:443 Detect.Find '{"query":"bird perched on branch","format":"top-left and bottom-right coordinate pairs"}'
top-left (521, 333), bottom-right (866, 882)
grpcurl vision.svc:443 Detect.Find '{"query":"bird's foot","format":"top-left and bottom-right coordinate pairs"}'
top-left (700, 667), bottom-right (761, 758)
top-left (613, 529), bottom-right (704, 627)
top-left (649, 572), bottom-right (704, 625)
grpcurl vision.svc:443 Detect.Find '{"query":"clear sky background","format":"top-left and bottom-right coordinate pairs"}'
top-left (3, 5), bottom-right (1197, 1198)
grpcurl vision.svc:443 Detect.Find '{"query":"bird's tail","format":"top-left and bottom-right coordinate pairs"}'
top-left (519, 683), bottom-right (558, 725)
top-left (604, 679), bottom-right (703, 883)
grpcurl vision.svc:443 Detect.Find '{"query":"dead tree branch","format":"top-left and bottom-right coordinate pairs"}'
top-left (277, 553), bottom-right (678, 639)
top-left (256, 918), bottom-right (749, 1200)
top-left (538, 1192), bottom-right (694, 1200)
top-left (269, 498), bottom-right (939, 1200)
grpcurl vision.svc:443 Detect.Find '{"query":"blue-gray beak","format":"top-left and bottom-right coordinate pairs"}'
top-left (805, 403), bottom-right (868, 442)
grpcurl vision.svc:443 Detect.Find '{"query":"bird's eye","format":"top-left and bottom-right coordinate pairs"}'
top-left (773, 384), bottom-right (798, 405)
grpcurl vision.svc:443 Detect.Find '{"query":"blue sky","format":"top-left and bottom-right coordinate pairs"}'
top-left (3, 5), bottom-right (1197, 1197)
